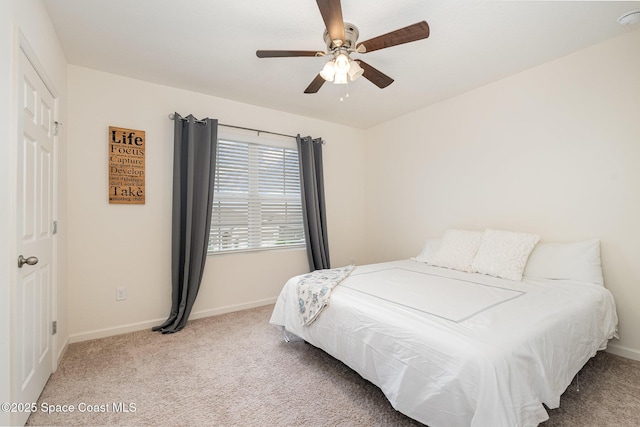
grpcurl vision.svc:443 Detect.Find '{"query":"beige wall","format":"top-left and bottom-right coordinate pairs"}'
top-left (0, 0), bottom-right (68, 424)
top-left (364, 29), bottom-right (640, 359)
top-left (66, 66), bottom-right (368, 341)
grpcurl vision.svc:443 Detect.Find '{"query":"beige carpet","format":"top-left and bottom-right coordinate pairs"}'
top-left (26, 305), bottom-right (640, 426)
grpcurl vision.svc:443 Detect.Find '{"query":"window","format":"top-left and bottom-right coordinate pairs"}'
top-left (209, 134), bottom-right (305, 253)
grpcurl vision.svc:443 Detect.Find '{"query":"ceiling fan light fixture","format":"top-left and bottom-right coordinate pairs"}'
top-left (320, 60), bottom-right (336, 81)
top-left (348, 60), bottom-right (364, 81)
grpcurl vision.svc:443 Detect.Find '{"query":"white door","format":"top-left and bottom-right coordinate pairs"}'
top-left (14, 50), bottom-right (55, 426)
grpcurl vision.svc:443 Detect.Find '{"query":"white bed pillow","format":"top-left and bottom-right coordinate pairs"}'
top-left (414, 238), bottom-right (441, 263)
top-left (523, 239), bottom-right (604, 285)
top-left (428, 230), bottom-right (483, 272)
top-left (471, 229), bottom-right (540, 281)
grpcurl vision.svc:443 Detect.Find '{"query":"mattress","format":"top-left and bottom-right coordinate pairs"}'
top-left (270, 259), bottom-right (618, 427)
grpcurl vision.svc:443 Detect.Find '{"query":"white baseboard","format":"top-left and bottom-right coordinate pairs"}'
top-left (605, 343), bottom-right (640, 362)
top-left (69, 317), bottom-right (166, 343)
top-left (55, 335), bottom-right (70, 370)
top-left (188, 297), bottom-right (277, 321)
top-left (69, 297), bottom-right (277, 344)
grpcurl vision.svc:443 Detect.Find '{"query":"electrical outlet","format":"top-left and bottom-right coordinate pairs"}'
top-left (116, 287), bottom-right (127, 301)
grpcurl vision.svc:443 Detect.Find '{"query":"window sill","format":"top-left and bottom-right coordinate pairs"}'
top-left (207, 244), bottom-right (306, 257)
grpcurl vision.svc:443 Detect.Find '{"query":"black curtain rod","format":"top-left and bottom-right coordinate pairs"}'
top-left (168, 113), bottom-right (298, 140)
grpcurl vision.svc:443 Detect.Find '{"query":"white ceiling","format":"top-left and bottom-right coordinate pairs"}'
top-left (43, 0), bottom-right (640, 129)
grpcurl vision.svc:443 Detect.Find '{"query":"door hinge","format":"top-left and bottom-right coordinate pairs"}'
top-left (52, 321), bottom-right (57, 335)
top-left (54, 121), bottom-right (63, 136)
top-left (52, 220), bottom-right (58, 234)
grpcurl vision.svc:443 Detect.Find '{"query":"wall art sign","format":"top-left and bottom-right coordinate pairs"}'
top-left (109, 126), bottom-right (145, 204)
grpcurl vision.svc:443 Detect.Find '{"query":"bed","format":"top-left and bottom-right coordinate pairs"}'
top-left (270, 230), bottom-right (619, 427)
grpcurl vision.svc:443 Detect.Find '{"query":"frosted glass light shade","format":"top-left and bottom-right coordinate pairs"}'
top-left (320, 61), bottom-right (335, 81)
top-left (348, 60), bottom-right (364, 81)
top-left (334, 53), bottom-right (350, 73)
top-left (333, 72), bottom-right (348, 84)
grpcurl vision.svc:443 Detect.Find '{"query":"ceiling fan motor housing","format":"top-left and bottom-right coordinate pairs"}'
top-left (324, 22), bottom-right (360, 51)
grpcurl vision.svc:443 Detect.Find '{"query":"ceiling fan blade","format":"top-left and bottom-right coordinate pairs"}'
top-left (356, 60), bottom-right (394, 89)
top-left (356, 21), bottom-right (430, 53)
top-left (256, 50), bottom-right (321, 58)
top-left (304, 74), bottom-right (326, 94)
top-left (316, 0), bottom-right (345, 45)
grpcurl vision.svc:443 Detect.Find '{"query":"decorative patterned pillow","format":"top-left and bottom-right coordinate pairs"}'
top-left (414, 238), bottom-right (441, 263)
top-left (471, 229), bottom-right (540, 281)
top-left (428, 230), bottom-right (483, 272)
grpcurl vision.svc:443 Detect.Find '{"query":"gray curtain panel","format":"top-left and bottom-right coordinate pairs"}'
top-left (297, 135), bottom-right (330, 271)
top-left (153, 113), bottom-right (217, 333)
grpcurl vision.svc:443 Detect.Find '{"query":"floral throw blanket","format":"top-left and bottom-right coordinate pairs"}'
top-left (297, 264), bottom-right (355, 326)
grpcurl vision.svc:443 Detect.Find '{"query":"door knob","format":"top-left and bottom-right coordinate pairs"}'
top-left (18, 255), bottom-right (39, 268)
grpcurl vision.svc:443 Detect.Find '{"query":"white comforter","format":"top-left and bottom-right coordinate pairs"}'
top-left (270, 260), bottom-right (618, 427)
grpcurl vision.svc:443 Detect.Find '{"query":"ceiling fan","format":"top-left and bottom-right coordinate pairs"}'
top-left (256, 0), bottom-right (430, 94)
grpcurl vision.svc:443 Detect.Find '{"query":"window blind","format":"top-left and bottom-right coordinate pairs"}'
top-left (209, 138), bottom-right (305, 253)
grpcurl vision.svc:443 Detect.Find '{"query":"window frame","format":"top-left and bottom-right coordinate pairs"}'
top-left (208, 129), bottom-right (306, 255)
